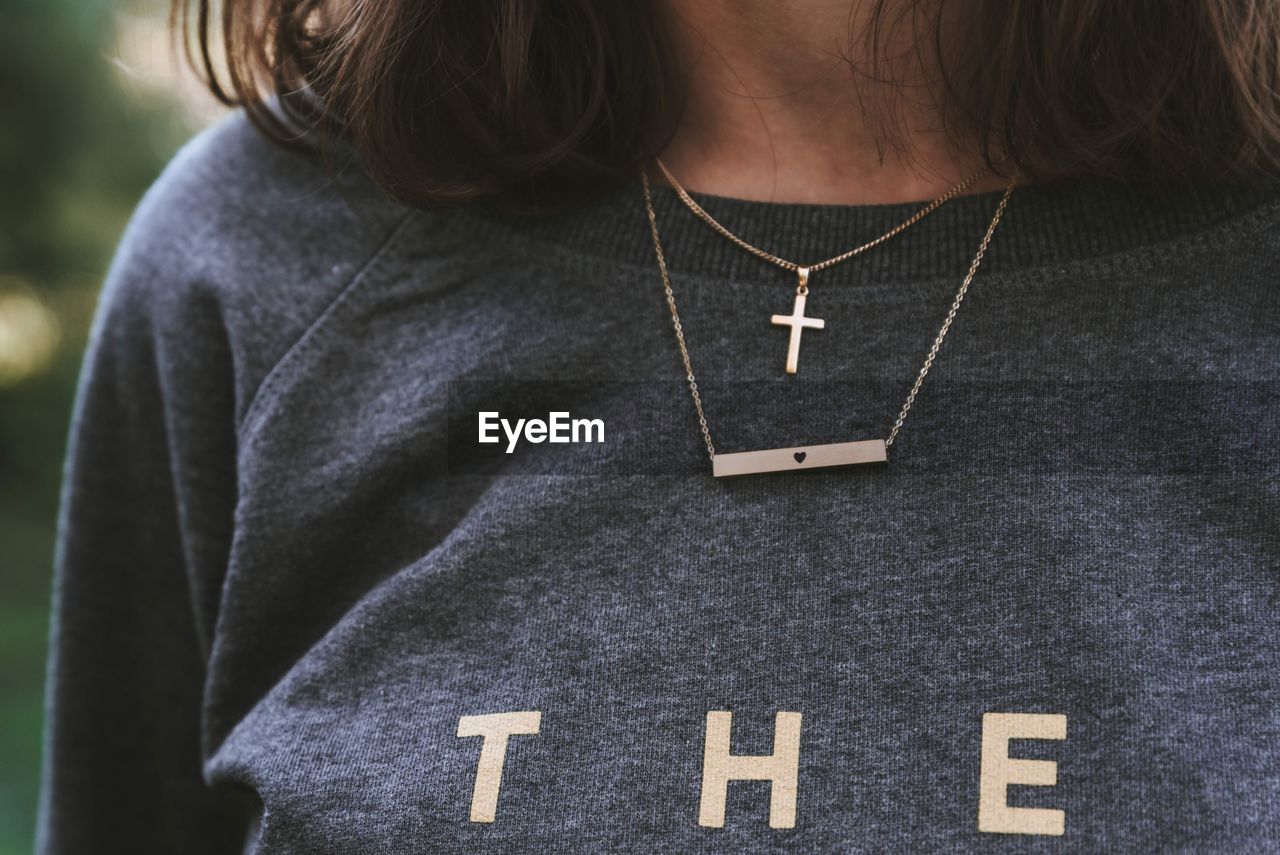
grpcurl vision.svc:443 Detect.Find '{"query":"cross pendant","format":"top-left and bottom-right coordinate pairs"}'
top-left (770, 267), bottom-right (825, 374)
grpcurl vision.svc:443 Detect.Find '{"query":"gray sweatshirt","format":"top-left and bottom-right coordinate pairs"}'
top-left (38, 113), bottom-right (1280, 853)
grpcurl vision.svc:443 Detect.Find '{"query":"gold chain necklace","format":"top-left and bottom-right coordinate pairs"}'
top-left (656, 158), bottom-right (992, 374)
top-left (641, 171), bottom-right (1016, 477)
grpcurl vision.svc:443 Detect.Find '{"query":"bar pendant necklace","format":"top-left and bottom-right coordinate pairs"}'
top-left (641, 170), bottom-right (1016, 478)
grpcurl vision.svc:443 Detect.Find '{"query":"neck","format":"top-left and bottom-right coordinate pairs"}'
top-left (658, 0), bottom-right (1005, 205)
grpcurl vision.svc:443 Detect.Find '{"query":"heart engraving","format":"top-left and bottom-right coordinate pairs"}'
top-left (793, 451), bottom-right (807, 464)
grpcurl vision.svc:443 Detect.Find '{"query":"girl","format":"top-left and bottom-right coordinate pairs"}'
top-left (39, 1), bottom-right (1280, 851)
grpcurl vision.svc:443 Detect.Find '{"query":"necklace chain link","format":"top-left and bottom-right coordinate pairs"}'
top-left (655, 158), bottom-right (992, 278)
top-left (641, 171), bottom-right (1016, 462)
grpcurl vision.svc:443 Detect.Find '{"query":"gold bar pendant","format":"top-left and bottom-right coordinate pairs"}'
top-left (711, 439), bottom-right (888, 478)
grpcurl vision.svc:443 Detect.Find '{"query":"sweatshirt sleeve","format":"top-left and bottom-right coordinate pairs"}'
top-left (35, 183), bottom-right (249, 853)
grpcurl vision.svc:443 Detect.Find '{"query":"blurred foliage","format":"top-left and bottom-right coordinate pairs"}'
top-left (0, 0), bottom-right (206, 850)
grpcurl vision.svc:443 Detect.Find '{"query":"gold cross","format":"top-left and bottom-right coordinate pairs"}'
top-left (771, 268), bottom-right (824, 374)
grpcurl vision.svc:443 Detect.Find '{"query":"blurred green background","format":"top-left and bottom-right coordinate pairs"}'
top-left (0, 0), bottom-right (219, 850)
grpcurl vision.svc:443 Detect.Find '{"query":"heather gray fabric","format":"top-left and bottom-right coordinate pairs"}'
top-left (38, 112), bottom-right (1280, 854)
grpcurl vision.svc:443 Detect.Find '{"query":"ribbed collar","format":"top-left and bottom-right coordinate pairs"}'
top-left (479, 172), bottom-right (1280, 287)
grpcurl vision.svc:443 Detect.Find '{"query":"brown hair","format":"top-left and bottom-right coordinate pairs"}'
top-left (176, 0), bottom-right (1280, 212)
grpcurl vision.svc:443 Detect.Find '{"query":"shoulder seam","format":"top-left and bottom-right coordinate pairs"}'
top-left (235, 210), bottom-right (419, 440)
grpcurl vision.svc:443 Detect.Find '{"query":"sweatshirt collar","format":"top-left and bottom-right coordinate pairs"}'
top-left (480, 172), bottom-right (1280, 286)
